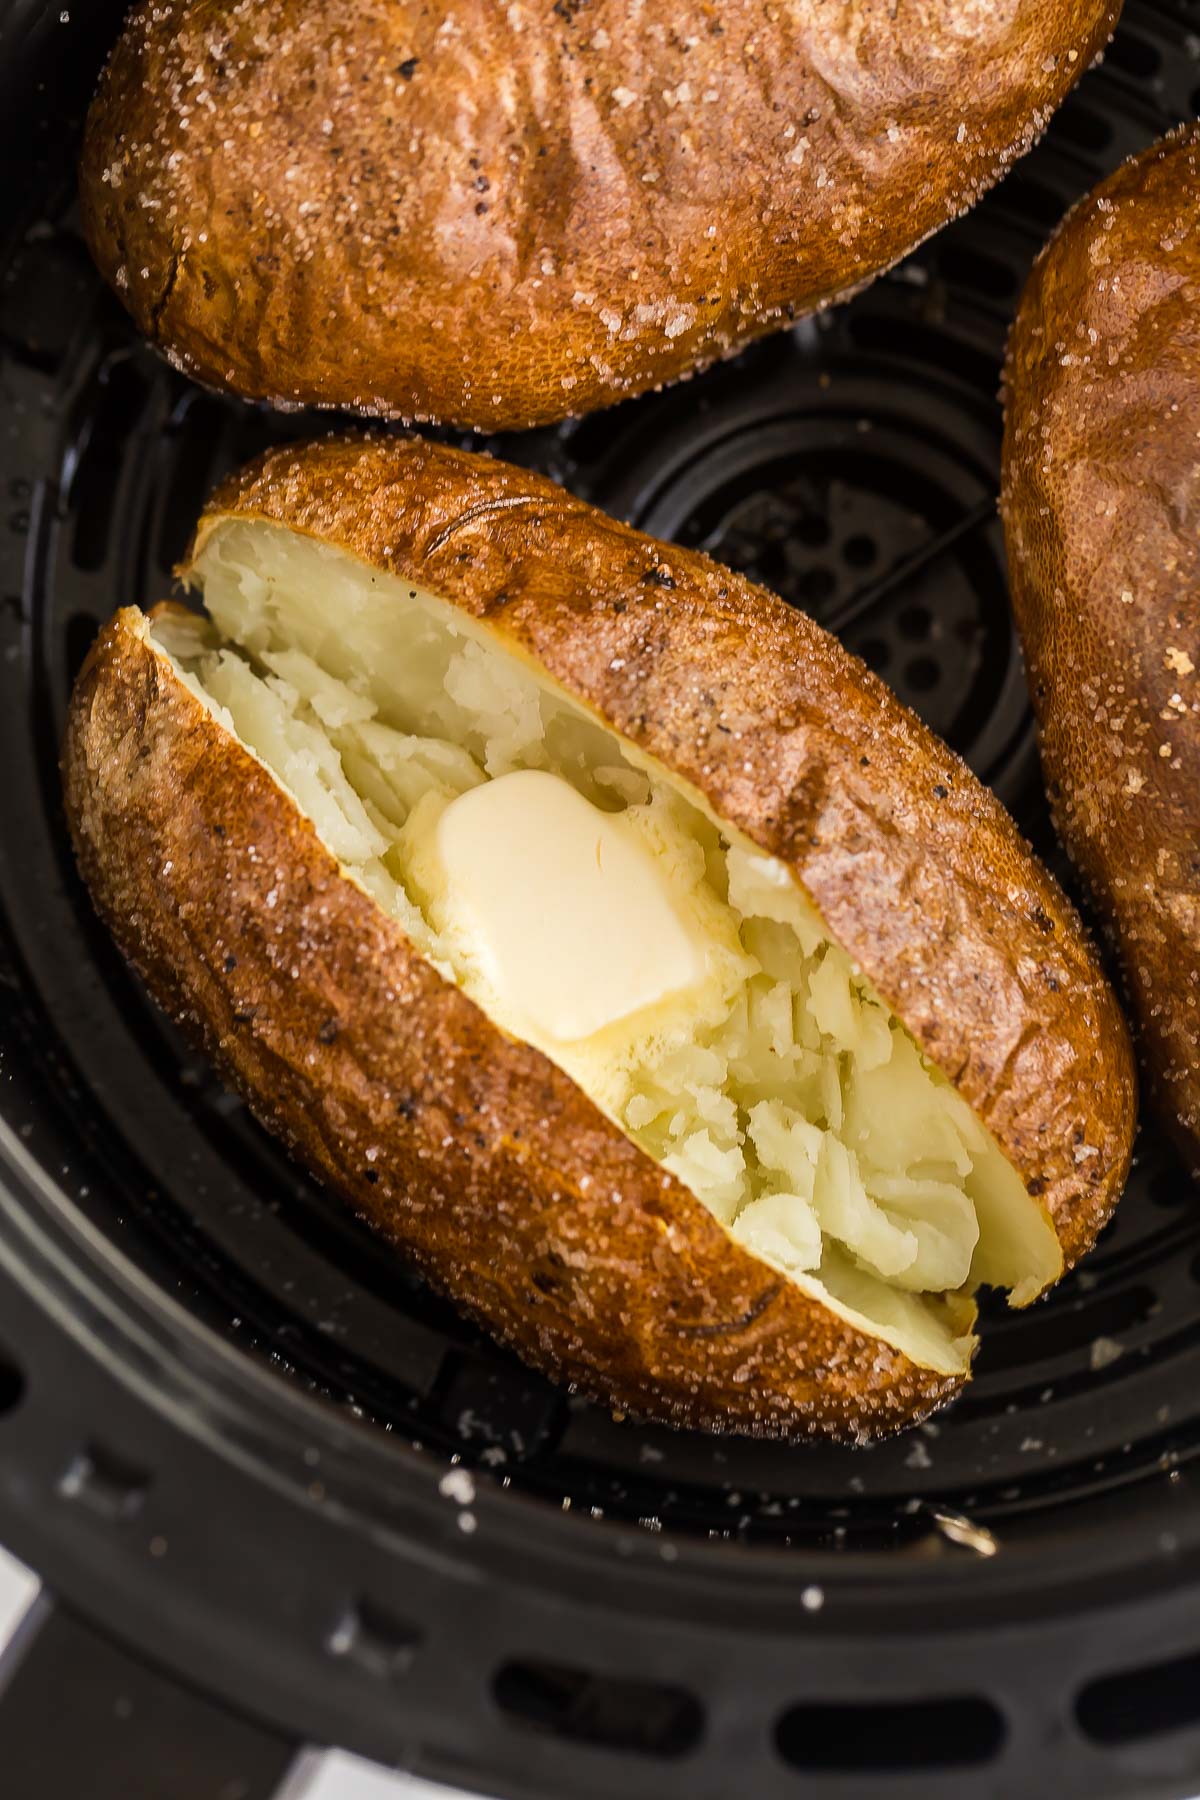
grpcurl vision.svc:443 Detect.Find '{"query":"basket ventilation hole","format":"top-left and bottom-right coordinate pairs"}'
top-left (898, 603), bottom-right (932, 641)
top-left (843, 533), bottom-right (876, 569)
top-left (492, 1659), bottom-right (703, 1759)
top-left (936, 241), bottom-right (1018, 300)
top-left (68, 360), bottom-right (150, 573)
top-left (1052, 98), bottom-right (1115, 154)
top-left (1077, 1651), bottom-right (1200, 1746)
top-left (0, 1342), bottom-right (24, 1416)
top-left (1104, 30), bottom-right (1162, 78)
top-left (776, 1697), bottom-right (1006, 1772)
top-left (1151, 1166), bottom-right (1190, 1208)
top-left (844, 312), bottom-right (999, 395)
top-left (57, 1443), bottom-right (149, 1523)
top-left (326, 1599), bottom-right (422, 1682)
top-left (65, 610), bottom-right (105, 688)
top-left (906, 656), bottom-right (940, 693)
top-left (157, 396), bottom-right (226, 575)
top-left (1000, 172), bottom-right (1072, 229)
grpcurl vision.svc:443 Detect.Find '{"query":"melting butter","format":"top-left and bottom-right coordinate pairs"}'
top-left (431, 769), bottom-right (708, 1043)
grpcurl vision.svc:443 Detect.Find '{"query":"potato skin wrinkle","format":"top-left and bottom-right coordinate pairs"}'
top-left (62, 437), bottom-right (1135, 1439)
top-left (1003, 125), bottom-right (1200, 1166)
top-left (80, 0), bottom-right (1120, 431)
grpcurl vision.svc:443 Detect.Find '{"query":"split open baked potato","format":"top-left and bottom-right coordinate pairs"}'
top-left (80, 0), bottom-right (1121, 430)
top-left (1003, 125), bottom-right (1200, 1168)
top-left (63, 437), bottom-right (1136, 1438)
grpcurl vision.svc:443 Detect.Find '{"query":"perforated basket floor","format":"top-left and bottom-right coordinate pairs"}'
top-left (0, 3), bottom-right (1198, 1798)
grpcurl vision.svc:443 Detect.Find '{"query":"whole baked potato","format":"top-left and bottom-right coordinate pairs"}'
top-left (1002, 125), bottom-right (1200, 1167)
top-left (63, 437), bottom-right (1135, 1439)
top-left (79, 0), bottom-right (1120, 431)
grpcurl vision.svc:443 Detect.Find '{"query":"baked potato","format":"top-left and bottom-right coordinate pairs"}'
top-left (79, 0), bottom-right (1121, 432)
top-left (1002, 125), bottom-right (1200, 1167)
top-left (62, 437), bottom-right (1135, 1439)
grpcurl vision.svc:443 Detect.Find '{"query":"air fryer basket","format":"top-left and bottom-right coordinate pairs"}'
top-left (0, 3), bottom-right (1198, 1797)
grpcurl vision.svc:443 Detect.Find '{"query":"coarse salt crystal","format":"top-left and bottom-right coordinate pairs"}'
top-left (439, 1467), bottom-right (476, 1505)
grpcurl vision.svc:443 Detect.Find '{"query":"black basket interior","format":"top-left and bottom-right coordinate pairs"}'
top-left (0, 4), bottom-right (1199, 1797)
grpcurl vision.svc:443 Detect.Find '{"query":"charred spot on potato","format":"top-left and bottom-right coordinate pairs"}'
top-left (675, 1284), bottom-right (783, 1339)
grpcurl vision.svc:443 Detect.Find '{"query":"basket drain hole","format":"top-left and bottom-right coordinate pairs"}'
top-left (56, 1443), bottom-right (149, 1523)
top-left (1077, 1650), bottom-right (1200, 1746)
top-left (493, 1658), bottom-right (703, 1758)
top-left (0, 1341), bottom-right (24, 1416)
top-left (326, 1599), bottom-right (422, 1682)
top-left (776, 1696), bottom-right (1006, 1772)
top-left (67, 359), bottom-right (150, 573)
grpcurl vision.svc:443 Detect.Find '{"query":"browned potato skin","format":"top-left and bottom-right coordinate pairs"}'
top-left (63, 438), bottom-right (1135, 1439)
top-left (79, 0), bottom-right (1120, 432)
top-left (1003, 126), bottom-right (1200, 1166)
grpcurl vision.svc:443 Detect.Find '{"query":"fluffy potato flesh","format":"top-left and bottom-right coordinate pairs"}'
top-left (155, 522), bottom-right (1062, 1376)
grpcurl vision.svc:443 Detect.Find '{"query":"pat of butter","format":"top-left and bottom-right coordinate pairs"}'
top-left (433, 769), bottom-right (706, 1043)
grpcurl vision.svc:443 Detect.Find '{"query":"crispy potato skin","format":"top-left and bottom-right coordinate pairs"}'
top-left (80, 0), bottom-right (1119, 431)
top-left (63, 438), bottom-right (1135, 1437)
top-left (1002, 126), bottom-right (1200, 1165)
top-left (64, 611), bottom-right (962, 1439)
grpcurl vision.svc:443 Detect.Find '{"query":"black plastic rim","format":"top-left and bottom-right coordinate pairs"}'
top-left (0, 2), bottom-right (1198, 1796)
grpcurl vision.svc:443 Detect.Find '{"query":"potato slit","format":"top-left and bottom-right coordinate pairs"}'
top-left (151, 520), bottom-right (1064, 1376)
